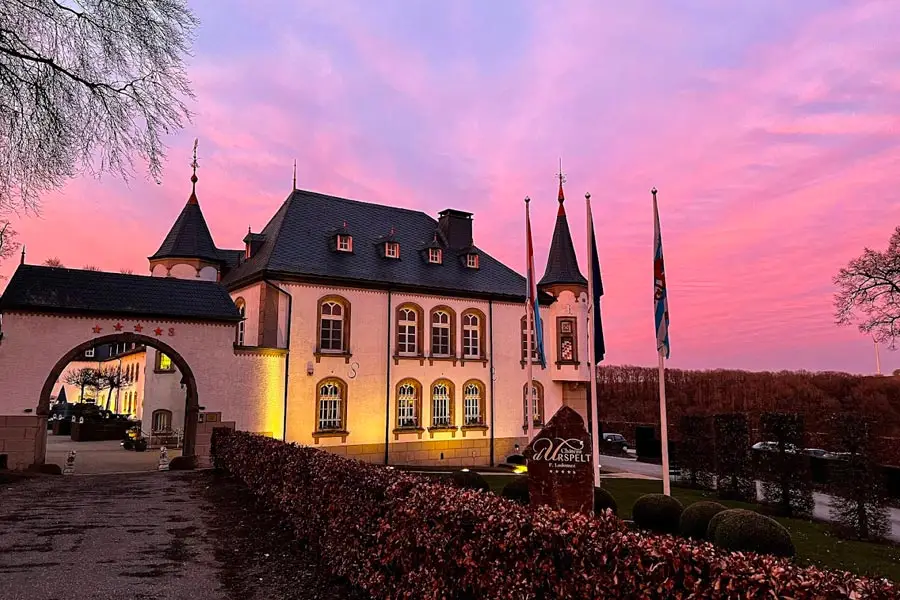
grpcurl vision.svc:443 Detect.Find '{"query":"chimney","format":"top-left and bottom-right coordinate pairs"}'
top-left (437, 209), bottom-right (473, 249)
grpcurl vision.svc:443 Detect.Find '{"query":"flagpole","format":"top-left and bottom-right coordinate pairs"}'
top-left (585, 192), bottom-right (601, 488)
top-left (874, 337), bottom-right (882, 375)
top-left (653, 187), bottom-right (672, 496)
top-left (525, 196), bottom-right (535, 441)
top-left (658, 348), bottom-right (671, 496)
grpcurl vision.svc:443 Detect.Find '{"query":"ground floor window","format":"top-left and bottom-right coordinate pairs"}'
top-left (463, 381), bottom-right (484, 425)
top-left (152, 409), bottom-right (172, 432)
top-left (317, 379), bottom-right (345, 431)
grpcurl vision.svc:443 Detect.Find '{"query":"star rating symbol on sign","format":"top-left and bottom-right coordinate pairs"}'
top-left (92, 325), bottom-right (102, 334)
top-left (113, 322), bottom-right (123, 332)
top-left (134, 324), bottom-right (143, 333)
top-left (154, 327), bottom-right (163, 336)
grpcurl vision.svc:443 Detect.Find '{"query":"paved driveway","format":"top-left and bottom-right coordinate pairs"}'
top-left (0, 472), bottom-right (224, 600)
top-left (45, 436), bottom-right (182, 474)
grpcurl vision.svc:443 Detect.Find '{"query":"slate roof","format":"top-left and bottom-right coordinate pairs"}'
top-left (149, 191), bottom-right (222, 263)
top-left (538, 184), bottom-right (586, 288)
top-left (0, 265), bottom-right (242, 322)
top-left (219, 188), bottom-right (538, 302)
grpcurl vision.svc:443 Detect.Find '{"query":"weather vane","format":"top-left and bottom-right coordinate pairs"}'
top-left (191, 138), bottom-right (199, 177)
top-left (557, 158), bottom-right (567, 186)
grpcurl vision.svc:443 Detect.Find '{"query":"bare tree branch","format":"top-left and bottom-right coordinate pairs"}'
top-left (0, 219), bottom-right (20, 277)
top-left (834, 226), bottom-right (900, 349)
top-left (0, 0), bottom-right (198, 212)
top-left (43, 256), bottom-right (63, 266)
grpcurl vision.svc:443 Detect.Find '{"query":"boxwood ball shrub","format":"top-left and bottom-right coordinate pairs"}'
top-left (505, 454), bottom-right (526, 466)
top-left (209, 429), bottom-right (895, 599)
top-left (632, 493), bottom-right (684, 534)
top-left (448, 469), bottom-right (490, 492)
top-left (707, 508), bottom-right (755, 540)
top-left (593, 487), bottom-right (618, 516)
top-left (713, 510), bottom-right (796, 558)
top-left (679, 501), bottom-right (727, 540)
top-left (501, 475), bottom-right (529, 504)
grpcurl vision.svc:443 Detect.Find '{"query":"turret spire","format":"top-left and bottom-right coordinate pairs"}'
top-left (538, 160), bottom-right (586, 289)
top-left (188, 138), bottom-right (199, 205)
top-left (292, 159), bottom-right (297, 191)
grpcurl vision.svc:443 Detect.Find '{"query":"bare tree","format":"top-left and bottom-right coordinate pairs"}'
top-left (0, 0), bottom-right (198, 212)
top-left (0, 219), bottom-right (19, 272)
top-left (44, 256), bottom-right (63, 267)
top-left (82, 264), bottom-right (99, 271)
top-left (97, 364), bottom-right (131, 412)
top-left (120, 268), bottom-right (134, 274)
top-left (835, 227), bottom-right (900, 348)
top-left (64, 366), bottom-right (100, 403)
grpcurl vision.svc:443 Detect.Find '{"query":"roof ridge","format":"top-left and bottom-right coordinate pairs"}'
top-left (291, 188), bottom-right (440, 222)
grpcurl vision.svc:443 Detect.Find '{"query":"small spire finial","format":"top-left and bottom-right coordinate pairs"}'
top-left (651, 187), bottom-right (658, 198)
top-left (187, 138), bottom-right (199, 204)
top-left (524, 195), bottom-right (531, 204)
top-left (292, 159), bottom-right (297, 191)
top-left (20, 245), bottom-right (25, 265)
top-left (585, 192), bottom-right (591, 200)
top-left (557, 159), bottom-right (566, 204)
top-left (247, 225), bottom-right (251, 234)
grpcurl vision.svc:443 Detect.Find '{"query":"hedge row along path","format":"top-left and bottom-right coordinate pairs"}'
top-left (212, 430), bottom-right (897, 599)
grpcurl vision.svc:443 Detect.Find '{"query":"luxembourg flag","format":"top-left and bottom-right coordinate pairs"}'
top-left (525, 199), bottom-right (547, 368)
top-left (653, 188), bottom-right (670, 359)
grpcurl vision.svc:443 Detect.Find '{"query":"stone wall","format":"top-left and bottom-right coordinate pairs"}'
top-left (0, 416), bottom-right (44, 470)
top-left (317, 435), bottom-right (529, 467)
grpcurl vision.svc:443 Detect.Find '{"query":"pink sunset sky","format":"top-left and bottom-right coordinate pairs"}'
top-left (3, 0), bottom-right (899, 375)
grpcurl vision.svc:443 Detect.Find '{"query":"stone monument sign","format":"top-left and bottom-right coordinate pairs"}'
top-left (523, 405), bottom-right (593, 514)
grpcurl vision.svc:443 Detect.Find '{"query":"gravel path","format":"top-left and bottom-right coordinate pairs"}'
top-left (0, 471), bottom-right (363, 600)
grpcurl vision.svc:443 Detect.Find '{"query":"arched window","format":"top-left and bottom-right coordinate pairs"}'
top-left (235, 297), bottom-right (246, 345)
top-left (317, 295), bottom-right (351, 355)
top-left (396, 379), bottom-right (422, 428)
top-left (430, 307), bottom-right (455, 357)
top-left (396, 303), bottom-right (423, 357)
top-left (430, 379), bottom-right (454, 427)
top-left (151, 409), bottom-right (172, 433)
top-left (463, 380), bottom-right (485, 426)
top-left (316, 378), bottom-right (347, 432)
top-left (461, 309), bottom-right (485, 360)
top-left (522, 381), bottom-right (545, 428)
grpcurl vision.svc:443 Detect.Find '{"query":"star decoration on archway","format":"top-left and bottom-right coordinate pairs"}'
top-left (154, 327), bottom-right (163, 336)
top-left (134, 324), bottom-right (143, 333)
top-left (113, 322), bottom-right (123, 332)
top-left (92, 325), bottom-right (102, 334)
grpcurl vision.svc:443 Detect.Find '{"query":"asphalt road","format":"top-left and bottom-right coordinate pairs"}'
top-left (600, 453), bottom-right (900, 541)
top-left (0, 472), bottom-right (225, 600)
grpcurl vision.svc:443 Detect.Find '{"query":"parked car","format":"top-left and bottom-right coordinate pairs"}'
top-left (801, 448), bottom-right (830, 458)
top-left (751, 441), bottom-right (799, 453)
top-left (602, 433), bottom-right (629, 453)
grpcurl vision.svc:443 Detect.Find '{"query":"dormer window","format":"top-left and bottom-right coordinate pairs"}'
top-left (385, 242), bottom-right (400, 258)
top-left (337, 234), bottom-right (353, 252)
top-left (466, 253), bottom-right (479, 269)
top-left (428, 248), bottom-right (442, 264)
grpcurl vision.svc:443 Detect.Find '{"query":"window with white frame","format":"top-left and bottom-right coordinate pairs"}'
top-left (152, 409), bottom-right (172, 432)
top-left (464, 382), bottom-right (482, 425)
top-left (432, 382), bottom-right (451, 427)
top-left (428, 248), bottom-right (442, 264)
top-left (462, 313), bottom-right (480, 358)
top-left (317, 380), bottom-right (344, 430)
top-left (85, 347), bottom-right (95, 358)
top-left (466, 253), bottom-right (479, 268)
top-left (319, 301), bottom-right (345, 352)
top-left (523, 382), bottom-right (544, 426)
top-left (337, 234), bottom-right (352, 252)
top-left (385, 242), bottom-right (399, 258)
top-left (235, 298), bottom-right (246, 345)
top-left (520, 316), bottom-right (539, 361)
top-left (397, 382), bottom-right (418, 427)
top-left (398, 308), bottom-right (418, 355)
top-left (431, 310), bottom-right (450, 356)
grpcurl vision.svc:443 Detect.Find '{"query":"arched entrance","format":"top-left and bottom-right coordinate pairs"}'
top-left (37, 333), bottom-right (200, 469)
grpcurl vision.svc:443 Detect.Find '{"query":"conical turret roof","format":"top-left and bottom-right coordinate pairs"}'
top-left (538, 175), bottom-right (586, 288)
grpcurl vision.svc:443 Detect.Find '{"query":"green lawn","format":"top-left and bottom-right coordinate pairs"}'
top-left (479, 474), bottom-right (900, 582)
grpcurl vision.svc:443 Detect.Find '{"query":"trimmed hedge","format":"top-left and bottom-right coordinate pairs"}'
top-left (712, 509), bottom-right (796, 558)
top-left (593, 487), bottom-right (618, 516)
top-left (632, 493), bottom-right (684, 534)
top-left (211, 430), bottom-right (895, 599)
top-left (448, 470), bottom-right (489, 492)
top-left (679, 501), bottom-right (727, 540)
top-left (501, 476), bottom-right (529, 505)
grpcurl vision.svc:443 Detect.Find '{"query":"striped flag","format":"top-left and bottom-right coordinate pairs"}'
top-left (653, 189), bottom-right (670, 358)
top-left (525, 199), bottom-right (547, 368)
top-left (586, 194), bottom-right (606, 362)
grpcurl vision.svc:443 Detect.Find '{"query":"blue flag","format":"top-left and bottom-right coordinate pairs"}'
top-left (653, 189), bottom-right (670, 358)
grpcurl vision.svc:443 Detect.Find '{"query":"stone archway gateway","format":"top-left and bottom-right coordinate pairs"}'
top-left (39, 333), bottom-right (201, 461)
top-left (0, 264), bottom-right (286, 471)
